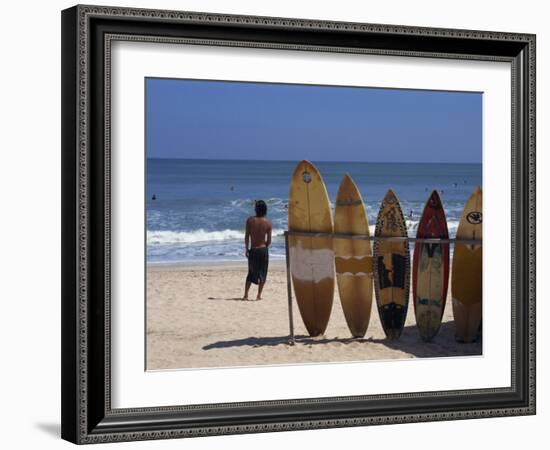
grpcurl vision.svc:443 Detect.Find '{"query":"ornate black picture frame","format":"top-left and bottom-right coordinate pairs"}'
top-left (61, 4), bottom-right (536, 444)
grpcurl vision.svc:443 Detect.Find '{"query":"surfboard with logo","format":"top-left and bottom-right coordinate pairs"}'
top-left (451, 187), bottom-right (482, 343)
top-left (288, 160), bottom-right (335, 336)
top-left (412, 190), bottom-right (450, 341)
top-left (373, 190), bottom-right (410, 339)
top-left (333, 174), bottom-right (373, 338)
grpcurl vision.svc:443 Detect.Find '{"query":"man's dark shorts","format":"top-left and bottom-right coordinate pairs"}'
top-left (247, 247), bottom-right (269, 285)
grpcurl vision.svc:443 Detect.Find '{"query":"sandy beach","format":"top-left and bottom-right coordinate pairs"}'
top-left (146, 260), bottom-right (481, 370)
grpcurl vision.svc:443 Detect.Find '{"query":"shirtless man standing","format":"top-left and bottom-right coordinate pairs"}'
top-left (243, 200), bottom-right (272, 300)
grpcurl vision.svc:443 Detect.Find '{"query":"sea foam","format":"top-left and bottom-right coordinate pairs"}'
top-left (147, 228), bottom-right (286, 246)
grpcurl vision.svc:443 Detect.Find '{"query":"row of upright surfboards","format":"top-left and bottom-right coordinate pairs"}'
top-left (288, 160), bottom-right (482, 343)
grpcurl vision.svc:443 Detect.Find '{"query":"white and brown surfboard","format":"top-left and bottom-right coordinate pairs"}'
top-left (451, 186), bottom-right (482, 343)
top-left (288, 160), bottom-right (335, 337)
top-left (333, 174), bottom-right (373, 338)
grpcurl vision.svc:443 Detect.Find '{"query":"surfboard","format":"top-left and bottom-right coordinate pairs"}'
top-left (288, 160), bottom-right (335, 337)
top-left (451, 186), bottom-right (482, 343)
top-left (333, 174), bottom-right (373, 338)
top-left (412, 190), bottom-right (450, 342)
top-left (373, 190), bottom-right (410, 339)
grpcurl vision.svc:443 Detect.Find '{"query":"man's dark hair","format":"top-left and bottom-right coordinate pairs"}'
top-left (255, 200), bottom-right (267, 217)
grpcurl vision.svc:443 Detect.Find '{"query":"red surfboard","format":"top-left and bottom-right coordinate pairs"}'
top-left (412, 190), bottom-right (450, 341)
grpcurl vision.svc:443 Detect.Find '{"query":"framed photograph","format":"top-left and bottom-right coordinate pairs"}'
top-left (61, 4), bottom-right (536, 444)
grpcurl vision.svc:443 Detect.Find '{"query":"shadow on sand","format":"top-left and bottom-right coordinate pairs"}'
top-left (370, 321), bottom-right (482, 358)
top-left (206, 296), bottom-right (256, 302)
top-left (202, 321), bottom-right (481, 358)
top-left (203, 335), bottom-right (369, 350)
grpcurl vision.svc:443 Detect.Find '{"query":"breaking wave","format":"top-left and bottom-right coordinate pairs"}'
top-left (147, 228), bottom-right (286, 246)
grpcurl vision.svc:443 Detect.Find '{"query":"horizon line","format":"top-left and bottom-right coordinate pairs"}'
top-left (145, 157), bottom-right (481, 164)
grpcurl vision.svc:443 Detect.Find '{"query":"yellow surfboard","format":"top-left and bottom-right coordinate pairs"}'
top-left (288, 160), bottom-right (335, 336)
top-left (451, 186), bottom-right (482, 343)
top-left (333, 175), bottom-right (373, 338)
top-left (373, 190), bottom-right (410, 339)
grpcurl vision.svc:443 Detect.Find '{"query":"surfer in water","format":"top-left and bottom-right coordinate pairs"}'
top-left (243, 200), bottom-right (272, 301)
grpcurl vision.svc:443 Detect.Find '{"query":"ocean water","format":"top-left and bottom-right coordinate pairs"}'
top-left (146, 159), bottom-right (482, 264)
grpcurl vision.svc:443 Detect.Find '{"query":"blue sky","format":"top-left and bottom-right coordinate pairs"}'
top-left (146, 78), bottom-right (482, 163)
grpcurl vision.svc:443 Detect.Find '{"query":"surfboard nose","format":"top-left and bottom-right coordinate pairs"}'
top-left (295, 160), bottom-right (313, 171)
top-left (336, 174), bottom-right (366, 209)
top-left (340, 173), bottom-right (353, 186)
top-left (291, 160), bottom-right (318, 181)
top-left (338, 173), bottom-right (359, 193)
top-left (427, 190), bottom-right (443, 209)
top-left (384, 189), bottom-right (400, 204)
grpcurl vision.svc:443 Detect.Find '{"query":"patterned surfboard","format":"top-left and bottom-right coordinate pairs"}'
top-left (373, 190), bottom-right (410, 339)
top-left (412, 190), bottom-right (450, 342)
top-left (451, 187), bottom-right (482, 343)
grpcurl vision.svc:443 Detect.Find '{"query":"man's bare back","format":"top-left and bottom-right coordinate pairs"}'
top-left (245, 216), bottom-right (272, 249)
top-left (243, 200), bottom-right (272, 300)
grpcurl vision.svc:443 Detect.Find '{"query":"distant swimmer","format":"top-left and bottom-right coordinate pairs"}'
top-left (409, 210), bottom-right (414, 219)
top-left (230, 185), bottom-right (234, 191)
top-left (243, 200), bottom-right (272, 301)
top-left (152, 194), bottom-right (156, 200)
